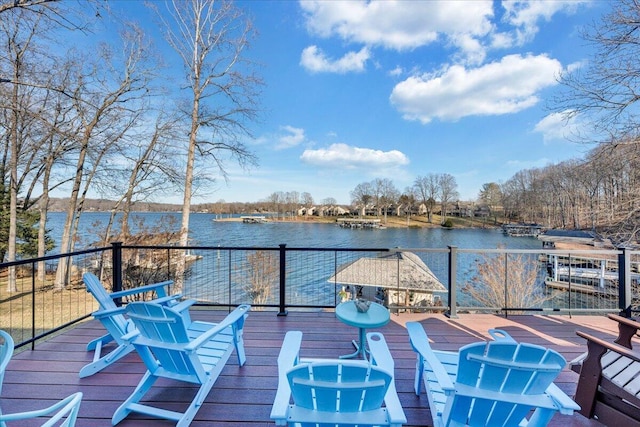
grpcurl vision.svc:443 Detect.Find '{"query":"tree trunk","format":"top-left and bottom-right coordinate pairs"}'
top-left (54, 135), bottom-right (88, 290)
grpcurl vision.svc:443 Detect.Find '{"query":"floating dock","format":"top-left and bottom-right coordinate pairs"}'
top-left (336, 218), bottom-right (385, 229)
top-left (241, 215), bottom-right (267, 223)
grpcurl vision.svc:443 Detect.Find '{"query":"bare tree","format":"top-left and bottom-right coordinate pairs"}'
top-left (95, 112), bottom-right (181, 246)
top-left (350, 181), bottom-right (374, 217)
top-left (0, 0), bottom-right (56, 14)
top-left (478, 182), bottom-right (502, 224)
top-left (0, 6), bottom-right (56, 290)
top-left (53, 23), bottom-right (156, 289)
top-left (463, 251), bottom-right (548, 313)
top-left (414, 174), bottom-right (438, 223)
top-left (399, 187), bottom-right (416, 225)
top-left (285, 191), bottom-right (300, 218)
top-left (239, 250), bottom-right (278, 309)
top-left (438, 173), bottom-right (459, 222)
top-left (556, 0), bottom-right (640, 146)
top-left (321, 197), bottom-right (337, 206)
top-left (153, 0), bottom-right (261, 292)
top-left (375, 178), bottom-right (399, 223)
top-left (267, 191), bottom-right (284, 219)
top-left (301, 191), bottom-right (314, 218)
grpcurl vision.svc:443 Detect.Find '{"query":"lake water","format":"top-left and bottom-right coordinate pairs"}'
top-left (47, 212), bottom-right (542, 251)
top-left (46, 212), bottom-right (545, 307)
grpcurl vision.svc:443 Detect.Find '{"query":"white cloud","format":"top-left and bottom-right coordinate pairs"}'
top-left (566, 60), bottom-right (584, 73)
top-left (300, 1), bottom-right (493, 50)
top-left (388, 66), bottom-right (403, 77)
top-left (300, 45), bottom-right (370, 73)
top-left (300, 143), bottom-right (409, 169)
top-left (298, 1), bottom-right (589, 66)
top-left (389, 54), bottom-right (562, 123)
top-left (277, 125), bottom-right (306, 149)
top-left (534, 111), bottom-right (580, 143)
top-left (502, 0), bottom-right (587, 45)
top-left (506, 157), bottom-right (552, 169)
top-left (299, 0), bottom-right (493, 64)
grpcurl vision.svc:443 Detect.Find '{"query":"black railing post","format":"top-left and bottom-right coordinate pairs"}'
top-left (504, 253), bottom-right (508, 318)
top-left (618, 247), bottom-right (632, 317)
top-left (31, 262), bottom-right (36, 350)
top-left (278, 244), bottom-right (288, 316)
top-left (446, 246), bottom-right (458, 319)
top-left (111, 242), bottom-right (123, 305)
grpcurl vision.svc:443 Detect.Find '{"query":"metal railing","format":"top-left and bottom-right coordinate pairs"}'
top-left (1, 243), bottom-right (638, 349)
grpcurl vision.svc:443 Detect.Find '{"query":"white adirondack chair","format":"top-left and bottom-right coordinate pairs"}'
top-left (271, 330), bottom-right (406, 427)
top-left (407, 322), bottom-right (579, 427)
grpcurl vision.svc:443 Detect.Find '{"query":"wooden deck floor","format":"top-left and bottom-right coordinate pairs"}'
top-left (2, 308), bottom-right (618, 426)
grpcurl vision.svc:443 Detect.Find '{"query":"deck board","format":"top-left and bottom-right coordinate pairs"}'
top-left (2, 308), bottom-right (617, 426)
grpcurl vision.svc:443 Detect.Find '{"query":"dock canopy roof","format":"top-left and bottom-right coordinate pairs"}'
top-left (328, 251), bottom-right (446, 293)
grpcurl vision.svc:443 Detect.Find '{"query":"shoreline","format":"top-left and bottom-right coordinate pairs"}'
top-left (213, 215), bottom-right (500, 230)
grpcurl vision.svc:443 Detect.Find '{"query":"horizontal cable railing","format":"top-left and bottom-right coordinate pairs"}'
top-left (1, 244), bottom-right (638, 348)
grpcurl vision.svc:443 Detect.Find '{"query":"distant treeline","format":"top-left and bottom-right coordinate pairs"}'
top-left (46, 198), bottom-right (300, 215)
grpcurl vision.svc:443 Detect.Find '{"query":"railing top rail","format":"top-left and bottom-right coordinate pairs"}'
top-left (119, 244), bottom-right (393, 252)
top-left (456, 248), bottom-right (625, 255)
top-left (0, 246), bottom-right (109, 269)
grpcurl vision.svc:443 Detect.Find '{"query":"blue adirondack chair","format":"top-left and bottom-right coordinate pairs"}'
top-left (112, 302), bottom-right (250, 426)
top-left (271, 330), bottom-right (406, 427)
top-left (0, 392), bottom-right (83, 427)
top-left (0, 330), bottom-right (14, 427)
top-left (80, 272), bottom-right (196, 378)
top-left (0, 330), bottom-right (13, 397)
top-left (407, 322), bottom-right (580, 427)
top-left (1, 331), bottom-right (82, 427)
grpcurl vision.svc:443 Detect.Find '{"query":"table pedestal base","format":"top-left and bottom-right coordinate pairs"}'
top-left (339, 327), bottom-right (368, 360)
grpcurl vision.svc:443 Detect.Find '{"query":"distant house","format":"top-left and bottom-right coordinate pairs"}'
top-left (315, 205), bottom-right (349, 217)
top-left (451, 201), bottom-right (475, 218)
top-left (297, 206), bottom-right (316, 216)
top-left (474, 205), bottom-right (491, 218)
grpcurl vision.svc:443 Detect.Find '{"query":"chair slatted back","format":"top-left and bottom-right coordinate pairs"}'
top-left (125, 302), bottom-right (202, 380)
top-left (0, 330), bottom-right (14, 395)
top-left (83, 273), bottom-right (129, 334)
top-left (449, 341), bottom-right (565, 427)
top-left (84, 273), bottom-right (118, 311)
top-left (287, 362), bottom-right (391, 413)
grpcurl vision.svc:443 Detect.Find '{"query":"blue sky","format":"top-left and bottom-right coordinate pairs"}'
top-left (111, 0), bottom-right (606, 205)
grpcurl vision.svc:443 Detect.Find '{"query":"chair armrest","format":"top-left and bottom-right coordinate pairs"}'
top-left (577, 330), bottom-right (640, 363)
top-left (368, 332), bottom-right (394, 371)
top-left (455, 383), bottom-right (567, 410)
top-left (0, 392), bottom-right (83, 424)
top-left (121, 329), bottom-right (140, 343)
top-left (92, 306), bottom-right (127, 320)
top-left (545, 383), bottom-right (581, 414)
top-left (185, 304), bottom-right (250, 351)
top-left (171, 299), bottom-right (197, 313)
top-left (367, 332), bottom-right (407, 425)
top-left (608, 314), bottom-right (640, 348)
top-left (109, 281), bottom-right (174, 300)
top-left (271, 331), bottom-right (303, 425)
top-left (407, 322), bottom-right (455, 393)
